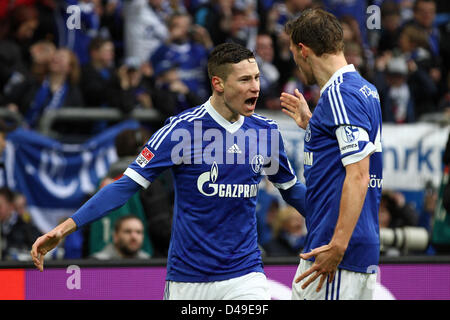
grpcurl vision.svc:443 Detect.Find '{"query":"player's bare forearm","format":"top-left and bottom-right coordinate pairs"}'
top-left (55, 218), bottom-right (77, 237)
top-left (30, 218), bottom-right (77, 271)
top-left (295, 156), bottom-right (371, 291)
top-left (330, 157), bottom-right (371, 253)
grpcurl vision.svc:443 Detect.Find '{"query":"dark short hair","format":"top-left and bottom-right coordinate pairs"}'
top-left (88, 36), bottom-right (112, 53)
top-left (285, 8), bottom-right (344, 56)
top-left (207, 42), bottom-right (255, 81)
top-left (114, 214), bottom-right (143, 233)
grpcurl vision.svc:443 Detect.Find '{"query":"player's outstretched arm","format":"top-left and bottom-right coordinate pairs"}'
top-left (280, 89), bottom-right (312, 130)
top-left (30, 175), bottom-right (142, 271)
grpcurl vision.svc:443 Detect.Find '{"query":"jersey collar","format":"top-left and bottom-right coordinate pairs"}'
top-left (319, 64), bottom-right (356, 96)
top-left (204, 98), bottom-right (245, 134)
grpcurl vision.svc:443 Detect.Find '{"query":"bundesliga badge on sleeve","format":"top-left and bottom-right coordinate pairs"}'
top-left (136, 147), bottom-right (154, 168)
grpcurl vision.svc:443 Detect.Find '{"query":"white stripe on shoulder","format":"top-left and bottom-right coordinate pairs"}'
top-left (252, 114), bottom-right (277, 126)
top-left (336, 75), bottom-right (350, 124)
top-left (153, 106), bottom-right (207, 150)
top-left (148, 117), bottom-right (175, 147)
top-left (186, 106), bottom-right (208, 122)
top-left (149, 105), bottom-right (205, 149)
top-left (327, 87), bottom-right (339, 126)
top-left (330, 82), bottom-right (344, 124)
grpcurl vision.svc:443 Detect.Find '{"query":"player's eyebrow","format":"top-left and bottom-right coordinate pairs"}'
top-left (238, 73), bottom-right (260, 80)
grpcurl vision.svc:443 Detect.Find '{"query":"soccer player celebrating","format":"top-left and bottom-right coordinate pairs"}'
top-left (280, 8), bottom-right (383, 300)
top-left (30, 42), bottom-right (307, 300)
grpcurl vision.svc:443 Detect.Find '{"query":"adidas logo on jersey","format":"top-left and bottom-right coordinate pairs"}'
top-left (227, 144), bottom-right (242, 154)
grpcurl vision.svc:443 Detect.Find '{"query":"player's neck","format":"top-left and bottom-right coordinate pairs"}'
top-left (210, 94), bottom-right (240, 123)
top-left (312, 53), bottom-right (348, 90)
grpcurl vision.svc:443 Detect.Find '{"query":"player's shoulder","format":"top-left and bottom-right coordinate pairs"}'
top-left (323, 72), bottom-right (378, 104)
top-left (163, 104), bottom-right (208, 127)
top-left (249, 112), bottom-right (279, 129)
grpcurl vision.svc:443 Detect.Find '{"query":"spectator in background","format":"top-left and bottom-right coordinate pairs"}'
top-left (193, 0), bottom-right (235, 46)
top-left (98, 0), bottom-right (125, 65)
top-left (4, 48), bottom-right (84, 130)
top-left (225, 8), bottom-right (249, 47)
top-left (28, 39), bottom-right (56, 83)
top-left (0, 4), bottom-right (40, 98)
top-left (55, 1), bottom-right (101, 66)
top-left (80, 36), bottom-right (125, 134)
top-left (272, 30), bottom-right (296, 89)
top-left (123, 0), bottom-right (169, 65)
top-left (380, 190), bottom-right (419, 228)
top-left (13, 192), bottom-right (33, 225)
top-left (375, 1), bottom-right (403, 55)
top-left (282, 67), bottom-right (319, 111)
top-left (263, 205), bottom-right (306, 257)
top-left (152, 59), bottom-right (203, 115)
top-left (375, 55), bottom-right (415, 123)
top-left (255, 33), bottom-right (281, 110)
top-left (150, 12), bottom-right (212, 101)
top-left (113, 56), bottom-right (155, 113)
top-left (81, 37), bottom-right (117, 108)
top-left (398, 24), bottom-right (439, 118)
top-left (0, 187), bottom-right (41, 260)
top-left (405, 0), bottom-right (440, 57)
top-left (418, 181), bottom-right (437, 232)
top-left (226, 0), bottom-right (259, 50)
top-left (340, 15), bottom-right (373, 79)
top-left (91, 214), bottom-right (151, 259)
top-left (321, 0), bottom-right (369, 46)
top-left (344, 41), bottom-right (369, 79)
top-left (1, 39), bottom-right (55, 108)
top-left (265, 0), bottom-right (312, 37)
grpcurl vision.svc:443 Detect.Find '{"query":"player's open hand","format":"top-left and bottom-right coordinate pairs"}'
top-left (30, 229), bottom-right (63, 272)
top-left (294, 243), bottom-right (345, 292)
top-left (280, 89), bottom-right (312, 130)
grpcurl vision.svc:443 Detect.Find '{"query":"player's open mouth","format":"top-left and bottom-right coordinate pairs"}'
top-left (245, 97), bottom-right (258, 106)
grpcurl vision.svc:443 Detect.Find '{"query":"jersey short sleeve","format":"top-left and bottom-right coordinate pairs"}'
top-left (322, 82), bottom-right (378, 166)
top-left (335, 125), bottom-right (376, 166)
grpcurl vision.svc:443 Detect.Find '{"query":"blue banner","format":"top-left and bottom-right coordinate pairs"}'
top-left (1, 120), bottom-right (140, 232)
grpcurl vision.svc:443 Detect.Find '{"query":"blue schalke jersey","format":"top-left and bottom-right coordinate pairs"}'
top-left (303, 64), bottom-right (383, 273)
top-left (125, 99), bottom-right (297, 282)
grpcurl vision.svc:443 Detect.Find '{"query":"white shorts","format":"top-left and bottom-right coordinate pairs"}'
top-left (164, 272), bottom-right (271, 300)
top-left (291, 260), bottom-right (376, 300)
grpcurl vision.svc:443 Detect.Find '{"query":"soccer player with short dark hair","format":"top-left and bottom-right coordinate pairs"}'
top-left (31, 42), bottom-right (307, 300)
top-left (281, 8), bottom-right (383, 300)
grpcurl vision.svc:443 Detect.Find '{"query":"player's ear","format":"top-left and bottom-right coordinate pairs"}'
top-left (211, 76), bottom-right (224, 93)
top-left (297, 43), bottom-right (309, 60)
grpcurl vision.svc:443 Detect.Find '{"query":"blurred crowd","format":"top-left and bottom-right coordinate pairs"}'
top-left (0, 0), bottom-right (450, 261)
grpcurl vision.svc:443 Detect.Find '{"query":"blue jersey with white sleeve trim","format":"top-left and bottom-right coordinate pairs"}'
top-left (125, 98), bottom-right (298, 282)
top-left (302, 64), bottom-right (383, 273)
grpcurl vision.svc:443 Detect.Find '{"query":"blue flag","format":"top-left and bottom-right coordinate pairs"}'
top-left (1, 120), bottom-right (140, 232)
